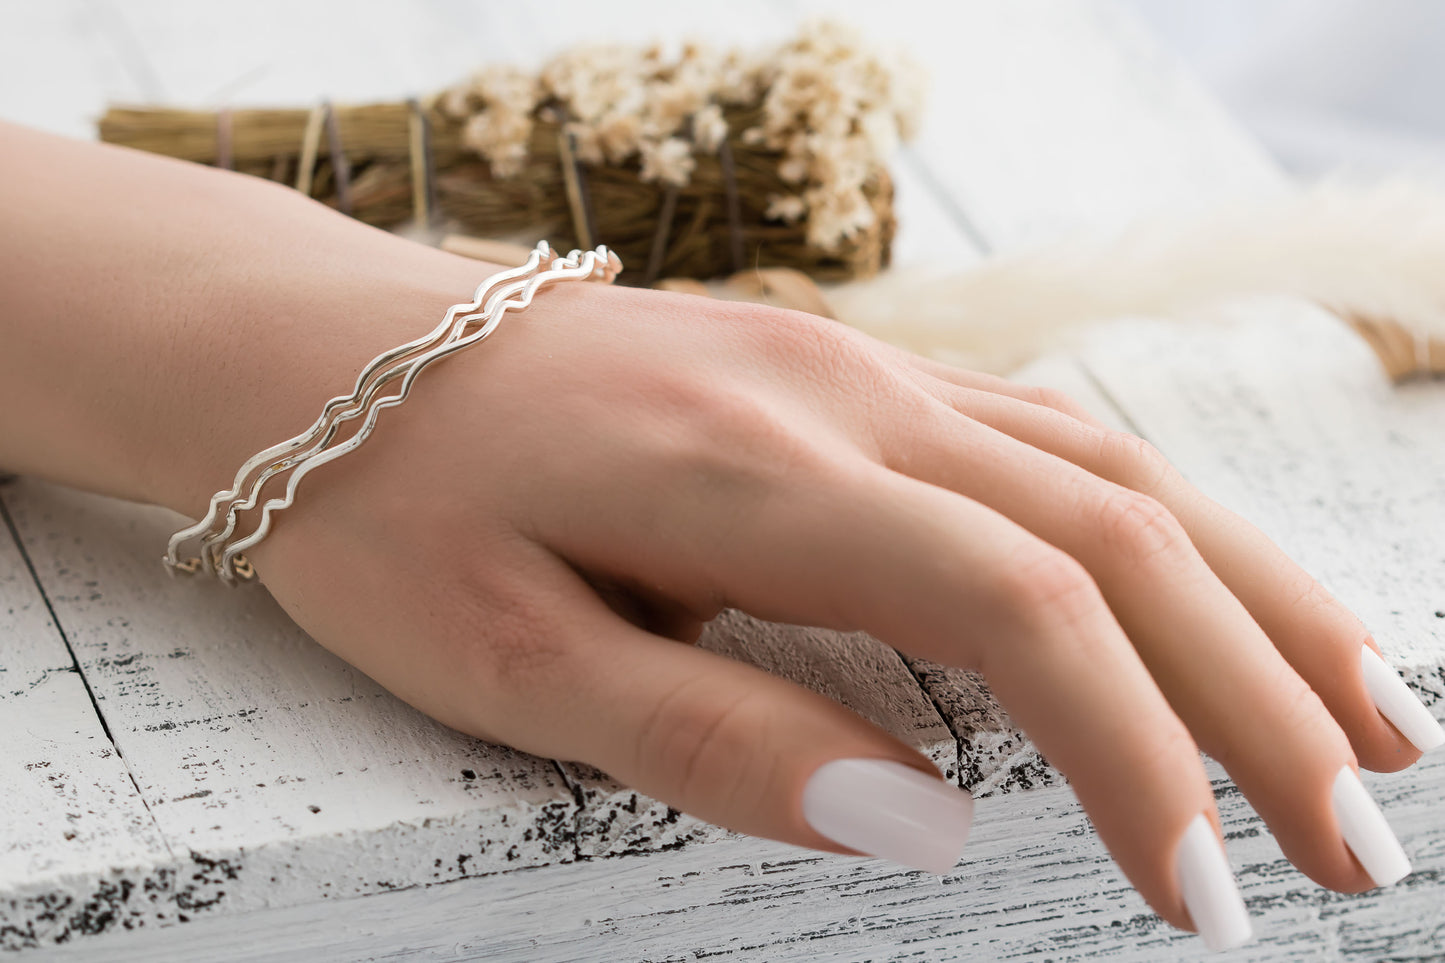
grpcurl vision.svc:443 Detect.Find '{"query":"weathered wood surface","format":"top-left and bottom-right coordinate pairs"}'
top-left (1, 485), bottom-right (583, 921)
top-left (0, 508), bottom-right (175, 947)
top-left (12, 755), bottom-right (1445, 963)
top-left (4, 1), bottom-right (1445, 960)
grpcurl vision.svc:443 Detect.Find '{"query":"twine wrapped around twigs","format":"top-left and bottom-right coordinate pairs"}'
top-left (98, 22), bottom-right (922, 283)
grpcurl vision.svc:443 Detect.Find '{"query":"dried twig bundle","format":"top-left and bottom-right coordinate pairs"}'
top-left (98, 22), bottom-right (923, 283)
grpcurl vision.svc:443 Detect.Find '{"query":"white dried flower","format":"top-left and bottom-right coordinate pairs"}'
top-left (443, 17), bottom-right (921, 250)
top-left (596, 111), bottom-right (643, 163)
top-left (439, 86), bottom-right (474, 119)
top-left (805, 186), bottom-right (874, 248)
top-left (765, 194), bottom-right (807, 223)
top-left (691, 103), bottom-right (727, 152)
top-left (778, 154), bottom-right (809, 184)
top-left (638, 137), bottom-right (696, 187)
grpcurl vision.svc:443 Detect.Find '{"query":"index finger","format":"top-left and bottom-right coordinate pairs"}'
top-left (687, 459), bottom-right (1251, 949)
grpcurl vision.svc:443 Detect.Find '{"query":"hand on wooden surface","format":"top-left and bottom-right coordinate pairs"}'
top-left (2, 120), bottom-right (1440, 953)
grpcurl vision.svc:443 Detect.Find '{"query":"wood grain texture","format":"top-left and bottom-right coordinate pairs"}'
top-left (0, 509), bottom-right (175, 949)
top-left (1, 482), bottom-right (580, 933)
top-left (14, 754), bottom-right (1445, 962)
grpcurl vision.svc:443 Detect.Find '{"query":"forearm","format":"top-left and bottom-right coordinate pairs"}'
top-left (0, 121), bottom-right (495, 516)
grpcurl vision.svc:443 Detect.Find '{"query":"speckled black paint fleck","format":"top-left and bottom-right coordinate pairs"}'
top-left (174, 851), bottom-right (241, 914)
top-left (0, 867), bottom-right (176, 951)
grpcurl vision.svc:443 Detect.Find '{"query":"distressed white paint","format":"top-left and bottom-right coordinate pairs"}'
top-left (1, 482), bottom-right (581, 928)
top-left (0, 509), bottom-right (175, 946)
top-left (10, 755), bottom-right (1445, 962)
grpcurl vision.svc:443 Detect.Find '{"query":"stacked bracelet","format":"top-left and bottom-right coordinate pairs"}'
top-left (164, 241), bottom-right (622, 584)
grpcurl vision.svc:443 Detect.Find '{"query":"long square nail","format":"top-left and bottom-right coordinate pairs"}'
top-left (801, 758), bottom-right (974, 875)
top-left (1175, 813), bottom-right (1252, 952)
top-left (1332, 765), bottom-right (1411, 887)
top-left (1361, 645), bottom-right (1445, 753)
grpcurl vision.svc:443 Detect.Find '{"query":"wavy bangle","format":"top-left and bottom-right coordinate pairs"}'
top-left (163, 241), bottom-right (555, 578)
top-left (182, 244), bottom-right (555, 578)
top-left (208, 246), bottom-right (617, 581)
top-left (165, 241), bottom-right (622, 583)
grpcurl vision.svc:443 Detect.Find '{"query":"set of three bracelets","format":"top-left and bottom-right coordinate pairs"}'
top-left (163, 241), bottom-right (622, 584)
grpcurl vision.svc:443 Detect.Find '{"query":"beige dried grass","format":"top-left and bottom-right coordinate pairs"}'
top-left (98, 23), bottom-right (916, 282)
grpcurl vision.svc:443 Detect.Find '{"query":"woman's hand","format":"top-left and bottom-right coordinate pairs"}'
top-left (4, 120), bottom-right (1439, 951)
top-left (239, 278), bottom-right (1434, 948)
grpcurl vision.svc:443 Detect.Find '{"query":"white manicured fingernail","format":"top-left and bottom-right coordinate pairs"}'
top-left (1332, 766), bottom-right (1411, 887)
top-left (1175, 814), bottom-right (1252, 952)
top-left (801, 758), bottom-right (973, 875)
top-left (1361, 646), bottom-right (1445, 753)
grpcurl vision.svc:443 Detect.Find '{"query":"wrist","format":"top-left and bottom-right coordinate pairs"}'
top-left (0, 123), bottom-right (507, 522)
top-left (143, 249), bottom-right (503, 519)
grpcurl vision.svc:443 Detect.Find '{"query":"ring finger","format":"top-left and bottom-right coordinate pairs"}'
top-left (883, 393), bottom-right (1406, 892)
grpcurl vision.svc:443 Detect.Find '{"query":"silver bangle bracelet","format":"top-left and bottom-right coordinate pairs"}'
top-left (170, 242), bottom-right (555, 579)
top-left (164, 241), bottom-right (622, 584)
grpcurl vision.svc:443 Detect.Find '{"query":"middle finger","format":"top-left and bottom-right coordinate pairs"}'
top-left (883, 394), bottom-right (1404, 892)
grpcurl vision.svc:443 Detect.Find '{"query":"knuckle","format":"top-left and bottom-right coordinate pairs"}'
top-left (1023, 385), bottom-right (1092, 421)
top-left (1092, 488), bottom-right (1190, 565)
top-left (995, 545), bottom-right (1104, 636)
top-left (1096, 431), bottom-right (1176, 492)
top-left (1274, 670), bottom-right (1335, 737)
top-left (682, 384), bottom-right (834, 482)
top-left (763, 307), bottom-right (906, 400)
top-left (1133, 721), bottom-right (1201, 783)
top-left (634, 678), bottom-right (774, 812)
top-left (1280, 569), bottom-right (1343, 622)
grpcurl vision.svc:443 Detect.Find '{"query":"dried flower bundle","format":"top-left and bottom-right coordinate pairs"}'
top-left (98, 21), bottom-right (924, 282)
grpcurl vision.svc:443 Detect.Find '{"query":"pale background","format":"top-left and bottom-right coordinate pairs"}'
top-left (1127, 0), bottom-right (1445, 179)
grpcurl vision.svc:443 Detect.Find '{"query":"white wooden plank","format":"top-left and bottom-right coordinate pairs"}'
top-left (13, 756), bottom-right (1445, 962)
top-left (790, 0), bottom-right (1288, 251)
top-left (0, 504), bottom-right (176, 950)
top-left (2, 480), bottom-right (579, 924)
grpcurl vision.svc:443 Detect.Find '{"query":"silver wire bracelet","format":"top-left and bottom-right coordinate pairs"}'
top-left (164, 241), bottom-right (622, 584)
